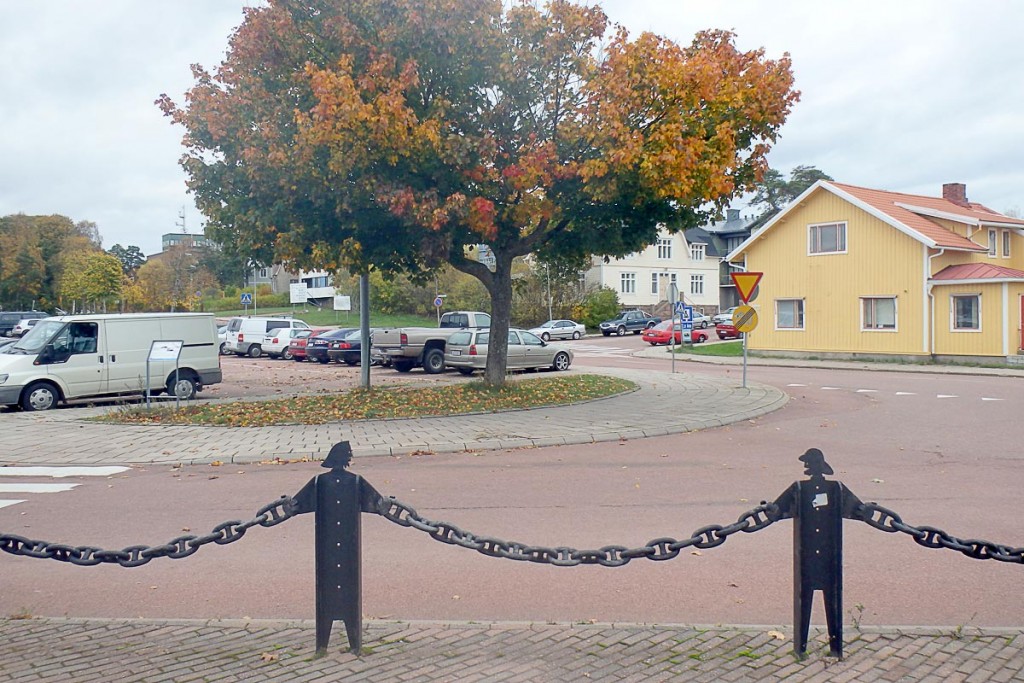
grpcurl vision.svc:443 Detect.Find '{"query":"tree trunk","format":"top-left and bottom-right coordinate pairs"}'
top-left (483, 254), bottom-right (514, 388)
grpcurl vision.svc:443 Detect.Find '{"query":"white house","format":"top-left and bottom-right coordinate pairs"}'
top-left (582, 228), bottom-right (721, 313)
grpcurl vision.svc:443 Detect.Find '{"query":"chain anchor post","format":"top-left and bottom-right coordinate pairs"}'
top-left (772, 448), bottom-right (863, 660)
top-left (292, 441), bottom-right (384, 655)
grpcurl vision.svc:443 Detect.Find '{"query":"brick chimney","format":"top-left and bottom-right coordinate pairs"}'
top-left (942, 183), bottom-right (969, 207)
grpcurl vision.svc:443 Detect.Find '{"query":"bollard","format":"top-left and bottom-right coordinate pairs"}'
top-left (293, 441), bottom-right (383, 655)
top-left (772, 448), bottom-right (863, 659)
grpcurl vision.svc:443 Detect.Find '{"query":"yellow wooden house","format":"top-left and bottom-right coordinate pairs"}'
top-left (726, 181), bottom-right (1024, 363)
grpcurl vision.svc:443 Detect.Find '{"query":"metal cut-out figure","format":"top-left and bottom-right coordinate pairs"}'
top-left (772, 448), bottom-right (863, 659)
top-left (293, 441), bottom-right (384, 654)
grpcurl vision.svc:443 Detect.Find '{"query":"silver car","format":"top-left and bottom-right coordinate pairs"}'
top-left (528, 319), bottom-right (586, 341)
top-left (444, 328), bottom-right (573, 376)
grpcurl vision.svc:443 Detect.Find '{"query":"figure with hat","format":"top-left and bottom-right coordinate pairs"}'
top-left (293, 441), bottom-right (385, 654)
top-left (771, 448), bottom-right (863, 659)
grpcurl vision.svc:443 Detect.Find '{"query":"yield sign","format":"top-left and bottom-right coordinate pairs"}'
top-left (730, 272), bottom-right (763, 303)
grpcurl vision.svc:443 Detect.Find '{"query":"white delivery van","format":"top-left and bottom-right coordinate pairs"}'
top-left (224, 316), bottom-right (310, 358)
top-left (0, 313), bottom-right (222, 411)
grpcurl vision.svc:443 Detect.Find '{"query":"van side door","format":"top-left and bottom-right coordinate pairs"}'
top-left (41, 321), bottom-right (105, 398)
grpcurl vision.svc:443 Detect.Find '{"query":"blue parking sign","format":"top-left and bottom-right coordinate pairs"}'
top-left (240, 293), bottom-right (253, 304)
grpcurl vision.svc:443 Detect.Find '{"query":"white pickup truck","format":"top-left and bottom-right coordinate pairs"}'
top-left (373, 311), bottom-right (491, 374)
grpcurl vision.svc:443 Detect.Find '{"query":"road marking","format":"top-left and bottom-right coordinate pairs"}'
top-left (981, 397), bottom-right (1004, 401)
top-left (0, 483), bottom-right (79, 493)
top-left (0, 500), bottom-right (25, 509)
top-left (937, 394), bottom-right (958, 399)
top-left (0, 466), bottom-right (129, 478)
top-left (821, 386), bottom-right (840, 390)
top-left (787, 383), bottom-right (807, 387)
top-left (895, 392), bottom-right (917, 396)
top-left (855, 389), bottom-right (878, 393)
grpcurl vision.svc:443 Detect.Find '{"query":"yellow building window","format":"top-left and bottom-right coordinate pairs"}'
top-left (861, 297), bottom-right (897, 330)
top-left (808, 222), bottom-right (847, 255)
top-left (776, 299), bottom-right (804, 329)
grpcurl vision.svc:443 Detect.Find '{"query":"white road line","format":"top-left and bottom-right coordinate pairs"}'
top-left (982, 397), bottom-right (1004, 401)
top-left (937, 394), bottom-right (958, 399)
top-left (0, 466), bottom-right (129, 478)
top-left (0, 483), bottom-right (79, 493)
top-left (895, 392), bottom-right (916, 396)
top-left (0, 500), bottom-right (26, 509)
top-left (787, 383), bottom-right (807, 387)
top-left (855, 389), bottom-right (878, 393)
top-left (821, 387), bottom-right (840, 390)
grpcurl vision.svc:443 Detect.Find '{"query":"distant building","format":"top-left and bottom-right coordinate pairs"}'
top-left (701, 209), bottom-right (761, 309)
top-left (161, 233), bottom-right (218, 251)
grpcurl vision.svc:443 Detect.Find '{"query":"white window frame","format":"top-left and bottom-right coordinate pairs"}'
top-left (620, 272), bottom-right (636, 294)
top-left (776, 299), bottom-right (805, 330)
top-left (657, 238), bottom-right (673, 260)
top-left (690, 244), bottom-right (705, 261)
top-left (861, 296), bottom-right (897, 331)
top-left (651, 273), bottom-right (659, 295)
top-left (988, 229), bottom-right (997, 257)
top-left (951, 294), bottom-right (981, 332)
top-left (1002, 230), bottom-right (1011, 259)
top-left (808, 221), bottom-right (847, 255)
top-left (690, 274), bottom-right (704, 296)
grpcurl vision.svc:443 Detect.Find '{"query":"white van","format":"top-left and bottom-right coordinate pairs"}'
top-left (225, 316), bottom-right (310, 358)
top-left (0, 313), bottom-right (222, 411)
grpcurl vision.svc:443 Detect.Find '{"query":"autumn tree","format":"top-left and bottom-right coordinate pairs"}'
top-left (161, 0), bottom-right (798, 385)
top-left (59, 251), bottom-right (124, 313)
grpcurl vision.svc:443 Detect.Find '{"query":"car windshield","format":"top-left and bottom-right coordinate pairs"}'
top-left (344, 330), bottom-right (362, 341)
top-left (9, 319), bottom-right (65, 354)
top-left (651, 320), bottom-right (672, 331)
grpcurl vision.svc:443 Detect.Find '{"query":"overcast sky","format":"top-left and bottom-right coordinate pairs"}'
top-left (2, 1), bottom-right (1021, 256)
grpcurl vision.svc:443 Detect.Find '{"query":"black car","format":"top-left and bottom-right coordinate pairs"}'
top-left (327, 328), bottom-right (372, 365)
top-left (305, 328), bottom-right (357, 364)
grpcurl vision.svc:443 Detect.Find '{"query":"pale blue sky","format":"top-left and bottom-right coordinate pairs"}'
top-left (1, 0), bottom-right (1020, 255)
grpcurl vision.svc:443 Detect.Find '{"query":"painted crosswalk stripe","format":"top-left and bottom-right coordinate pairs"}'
top-left (0, 466), bottom-right (129, 478)
top-left (0, 483), bottom-right (79, 494)
top-left (0, 500), bottom-right (25, 510)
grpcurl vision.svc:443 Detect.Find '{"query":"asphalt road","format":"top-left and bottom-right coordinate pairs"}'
top-left (2, 337), bottom-right (1022, 631)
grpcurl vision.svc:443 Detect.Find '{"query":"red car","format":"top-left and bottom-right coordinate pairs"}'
top-left (715, 323), bottom-right (743, 340)
top-left (642, 320), bottom-right (682, 345)
top-left (288, 328), bottom-right (329, 361)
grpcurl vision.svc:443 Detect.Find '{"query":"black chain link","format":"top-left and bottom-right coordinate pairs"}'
top-left (855, 502), bottom-right (1024, 563)
top-left (374, 497), bottom-right (780, 567)
top-left (0, 496), bottom-right (298, 568)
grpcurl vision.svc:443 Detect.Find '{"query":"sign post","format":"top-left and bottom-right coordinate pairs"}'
top-left (434, 295), bottom-right (445, 325)
top-left (730, 272), bottom-right (763, 388)
top-left (667, 283), bottom-right (679, 374)
top-left (146, 340), bottom-right (184, 409)
top-left (240, 292), bottom-right (252, 315)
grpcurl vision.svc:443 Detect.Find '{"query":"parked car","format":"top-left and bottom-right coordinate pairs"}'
top-left (287, 329), bottom-right (325, 362)
top-left (224, 316), bottom-right (311, 358)
top-left (684, 327), bottom-right (711, 343)
top-left (0, 311), bottom-right (47, 337)
top-left (599, 310), bottom-right (661, 336)
top-left (263, 327), bottom-right (311, 360)
top-left (642, 320), bottom-right (681, 346)
top-left (528, 319), bottom-right (586, 341)
top-left (327, 329), bottom-right (375, 365)
top-left (712, 307), bottom-right (740, 325)
top-left (689, 311), bottom-right (712, 328)
top-left (11, 318), bottom-right (45, 336)
top-left (217, 325), bottom-right (229, 355)
top-left (444, 328), bottom-right (573, 375)
top-left (715, 322), bottom-right (742, 340)
top-left (305, 328), bottom-right (357, 364)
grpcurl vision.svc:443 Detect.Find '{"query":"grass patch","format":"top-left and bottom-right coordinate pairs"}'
top-left (94, 374), bottom-right (635, 426)
top-left (671, 341), bottom-right (743, 357)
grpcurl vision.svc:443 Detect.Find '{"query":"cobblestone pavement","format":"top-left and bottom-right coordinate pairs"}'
top-left (2, 618), bottom-right (1022, 682)
top-left (0, 367), bottom-right (786, 466)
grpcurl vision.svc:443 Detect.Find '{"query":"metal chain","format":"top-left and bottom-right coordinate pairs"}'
top-left (0, 495), bottom-right (299, 568)
top-left (374, 497), bottom-right (780, 567)
top-left (855, 502), bottom-right (1024, 563)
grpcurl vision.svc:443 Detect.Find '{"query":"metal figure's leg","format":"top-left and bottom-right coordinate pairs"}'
top-left (795, 586), bottom-right (813, 659)
top-left (824, 585), bottom-right (843, 659)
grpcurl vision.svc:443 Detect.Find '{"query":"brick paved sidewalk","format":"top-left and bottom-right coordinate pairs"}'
top-left (2, 618), bottom-right (1022, 682)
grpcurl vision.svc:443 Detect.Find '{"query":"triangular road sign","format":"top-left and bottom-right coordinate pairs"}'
top-left (731, 272), bottom-right (763, 303)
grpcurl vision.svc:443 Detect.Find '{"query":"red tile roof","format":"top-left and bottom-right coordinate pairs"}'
top-left (931, 263), bottom-right (1024, 281)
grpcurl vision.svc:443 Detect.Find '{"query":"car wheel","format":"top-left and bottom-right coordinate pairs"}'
top-left (247, 345), bottom-right (262, 358)
top-left (394, 359), bottom-right (414, 373)
top-left (541, 332), bottom-right (550, 341)
top-left (457, 368), bottom-right (474, 376)
top-left (21, 381), bottom-right (59, 411)
top-left (572, 331), bottom-right (581, 340)
top-left (616, 325), bottom-right (626, 336)
top-left (281, 347), bottom-right (293, 361)
top-left (648, 341), bottom-right (658, 346)
top-left (167, 374), bottom-right (197, 401)
top-left (700, 321), bottom-right (708, 328)
top-left (423, 348), bottom-right (445, 374)
top-left (602, 331), bottom-right (610, 337)
top-left (219, 342), bottom-right (227, 355)
top-left (552, 351), bottom-right (571, 371)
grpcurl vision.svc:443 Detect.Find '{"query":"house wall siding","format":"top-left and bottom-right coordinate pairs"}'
top-left (931, 282), bottom-right (1024, 356)
top-left (742, 191), bottom-right (927, 355)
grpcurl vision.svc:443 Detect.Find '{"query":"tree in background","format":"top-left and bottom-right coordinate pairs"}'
top-left (108, 244), bottom-right (147, 279)
top-left (59, 251), bottom-right (123, 313)
top-left (750, 165), bottom-right (833, 226)
top-left (162, 0), bottom-right (797, 385)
